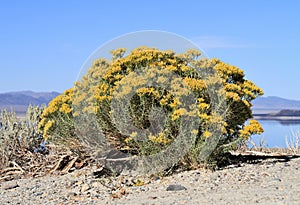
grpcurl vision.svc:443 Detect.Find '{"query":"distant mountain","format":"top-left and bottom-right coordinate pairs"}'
top-left (252, 96), bottom-right (300, 114)
top-left (0, 91), bottom-right (60, 115)
top-left (1, 91), bottom-right (300, 116)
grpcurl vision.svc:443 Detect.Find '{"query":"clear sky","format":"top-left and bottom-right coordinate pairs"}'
top-left (1, 0), bottom-right (299, 100)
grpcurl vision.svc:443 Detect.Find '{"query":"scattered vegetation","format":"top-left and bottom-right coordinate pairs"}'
top-left (286, 129), bottom-right (300, 155)
top-left (0, 105), bottom-right (45, 170)
top-left (0, 106), bottom-right (91, 181)
top-left (247, 135), bottom-right (268, 151)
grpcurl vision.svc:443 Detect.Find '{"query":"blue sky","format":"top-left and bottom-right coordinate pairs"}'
top-left (1, 0), bottom-right (300, 100)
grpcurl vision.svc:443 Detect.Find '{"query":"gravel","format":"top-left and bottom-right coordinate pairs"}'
top-left (0, 157), bottom-right (299, 205)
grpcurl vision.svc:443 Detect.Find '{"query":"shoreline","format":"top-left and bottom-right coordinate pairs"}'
top-left (253, 115), bottom-right (300, 121)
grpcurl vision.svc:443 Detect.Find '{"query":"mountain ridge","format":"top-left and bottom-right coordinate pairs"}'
top-left (252, 96), bottom-right (300, 113)
top-left (0, 91), bottom-right (60, 114)
top-left (1, 91), bottom-right (300, 115)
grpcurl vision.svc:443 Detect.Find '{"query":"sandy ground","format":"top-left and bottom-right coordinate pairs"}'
top-left (0, 156), bottom-right (299, 205)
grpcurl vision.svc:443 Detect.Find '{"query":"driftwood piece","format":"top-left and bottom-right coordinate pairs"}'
top-left (1, 143), bottom-right (92, 181)
top-left (0, 175), bottom-right (15, 182)
top-left (49, 155), bottom-right (72, 173)
top-left (61, 156), bottom-right (78, 174)
top-left (0, 161), bottom-right (25, 182)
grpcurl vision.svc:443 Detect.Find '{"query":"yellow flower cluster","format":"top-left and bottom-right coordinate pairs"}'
top-left (197, 98), bottom-right (209, 111)
top-left (169, 98), bottom-right (180, 108)
top-left (124, 132), bottom-right (138, 144)
top-left (38, 88), bottom-right (74, 140)
top-left (203, 131), bottom-right (212, 138)
top-left (149, 133), bottom-right (171, 144)
top-left (183, 77), bottom-right (206, 91)
top-left (214, 60), bottom-right (245, 81)
top-left (239, 119), bottom-right (264, 139)
top-left (59, 103), bottom-right (72, 114)
top-left (171, 108), bottom-right (188, 121)
top-left (42, 119), bottom-right (54, 140)
top-left (137, 87), bottom-right (160, 98)
top-left (101, 47), bottom-right (188, 84)
top-left (43, 88), bottom-right (73, 115)
top-left (225, 91), bottom-right (240, 102)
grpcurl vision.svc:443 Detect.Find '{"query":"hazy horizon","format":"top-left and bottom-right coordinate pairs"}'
top-left (2, 90), bottom-right (300, 102)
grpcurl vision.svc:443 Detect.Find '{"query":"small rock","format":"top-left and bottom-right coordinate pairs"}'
top-left (93, 167), bottom-right (113, 178)
top-left (110, 191), bottom-right (120, 199)
top-left (119, 187), bottom-right (127, 196)
top-left (166, 184), bottom-right (187, 191)
top-left (139, 186), bottom-right (147, 192)
top-left (34, 192), bottom-right (44, 196)
top-left (67, 192), bottom-right (77, 197)
top-left (261, 172), bottom-right (271, 177)
top-left (273, 178), bottom-right (282, 182)
top-left (76, 180), bottom-right (84, 186)
top-left (148, 196), bottom-right (158, 199)
top-left (81, 184), bottom-right (91, 192)
top-left (152, 175), bottom-right (160, 181)
top-left (91, 181), bottom-right (102, 188)
top-left (3, 182), bottom-right (19, 190)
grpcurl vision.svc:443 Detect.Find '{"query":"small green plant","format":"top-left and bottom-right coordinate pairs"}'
top-left (0, 105), bottom-right (46, 170)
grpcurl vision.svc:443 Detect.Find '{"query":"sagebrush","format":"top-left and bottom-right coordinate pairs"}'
top-left (0, 105), bottom-right (46, 170)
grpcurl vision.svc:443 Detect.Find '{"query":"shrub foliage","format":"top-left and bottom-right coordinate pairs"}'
top-left (0, 106), bottom-right (45, 169)
top-left (39, 47), bottom-right (264, 168)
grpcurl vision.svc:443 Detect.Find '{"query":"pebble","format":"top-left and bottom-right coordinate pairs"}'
top-left (81, 184), bottom-right (91, 192)
top-left (67, 192), bottom-right (77, 197)
top-left (34, 192), bottom-right (44, 196)
top-left (2, 181), bottom-right (19, 190)
top-left (166, 184), bottom-right (187, 191)
top-left (273, 178), bottom-right (282, 182)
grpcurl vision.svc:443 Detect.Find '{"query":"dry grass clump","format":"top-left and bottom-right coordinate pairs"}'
top-left (0, 106), bottom-right (90, 181)
top-left (0, 105), bottom-right (45, 169)
top-left (244, 131), bottom-right (300, 156)
top-left (285, 129), bottom-right (300, 155)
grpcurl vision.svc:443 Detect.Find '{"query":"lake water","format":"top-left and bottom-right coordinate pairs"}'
top-left (250, 120), bottom-right (300, 148)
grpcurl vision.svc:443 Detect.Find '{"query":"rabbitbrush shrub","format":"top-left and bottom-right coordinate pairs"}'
top-left (39, 47), bottom-right (264, 169)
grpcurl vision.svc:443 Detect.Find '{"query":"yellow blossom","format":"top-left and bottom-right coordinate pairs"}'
top-left (59, 103), bottom-right (72, 114)
top-left (149, 133), bottom-right (171, 144)
top-left (171, 108), bottom-right (187, 121)
top-left (203, 131), bottom-right (212, 138)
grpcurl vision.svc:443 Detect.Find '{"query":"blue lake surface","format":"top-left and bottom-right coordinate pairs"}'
top-left (250, 120), bottom-right (300, 148)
